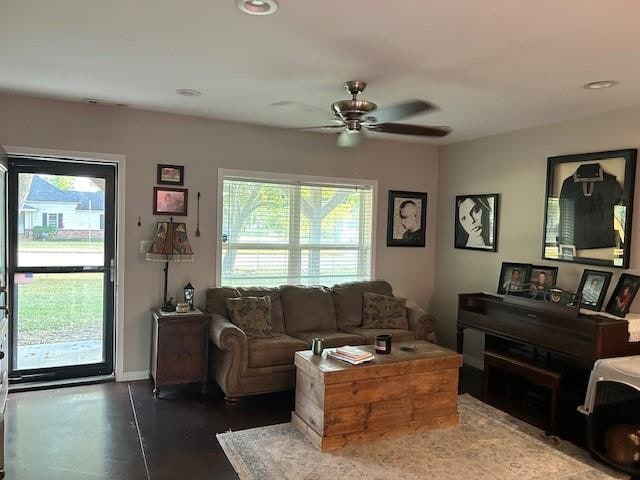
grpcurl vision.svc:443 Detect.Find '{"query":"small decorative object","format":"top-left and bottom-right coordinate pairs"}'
top-left (543, 149), bottom-right (637, 268)
top-left (311, 337), bottom-right (324, 356)
top-left (176, 302), bottom-right (190, 313)
top-left (497, 262), bottom-right (532, 295)
top-left (606, 273), bottom-right (640, 317)
top-left (530, 265), bottom-right (559, 291)
top-left (195, 192), bottom-right (201, 237)
top-left (184, 282), bottom-right (195, 310)
top-left (154, 187), bottom-right (188, 216)
top-left (375, 334), bottom-right (392, 354)
top-left (577, 269), bottom-right (613, 311)
top-left (146, 219), bottom-right (194, 312)
top-left (157, 164), bottom-right (184, 186)
top-left (387, 190), bottom-right (427, 247)
top-left (454, 193), bottom-right (499, 252)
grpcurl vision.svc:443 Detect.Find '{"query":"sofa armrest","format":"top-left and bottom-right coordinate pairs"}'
top-left (208, 313), bottom-right (249, 398)
top-left (406, 301), bottom-right (437, 343)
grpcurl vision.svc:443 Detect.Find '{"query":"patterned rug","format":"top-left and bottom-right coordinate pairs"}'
top-left (217, 394), bottom-right (627, 480)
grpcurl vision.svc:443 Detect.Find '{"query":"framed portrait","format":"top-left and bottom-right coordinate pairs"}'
top-left (542, 149), bottom-right (637, 268)
top-left (605, 273), bottom-right (640, 317)
top-left (454, 193), bottom-right (499, 252)
top-left (497, 262), bottom-right (532, 295)
top-left (577, 269), bottom-right (612, 311)
top-left (387, 190), bottom-right (427, 247)
top-left (530, 265), bottom-right (558, 290)
top-left (153, 187), bottom-right (188, 216)
top-left (157, 164), bottom-right (184, 186)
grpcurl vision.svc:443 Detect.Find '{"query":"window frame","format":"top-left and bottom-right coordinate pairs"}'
top-left (216, 168), bottom-right (378, 287)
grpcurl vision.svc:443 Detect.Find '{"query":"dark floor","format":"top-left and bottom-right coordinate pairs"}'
top-left (3, 365), bottom-right (571, 480)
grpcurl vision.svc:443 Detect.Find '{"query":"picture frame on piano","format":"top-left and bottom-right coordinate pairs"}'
top-left (497, 262), bottom-right (532, 295)
top-left (542, 149), bottom-right (637, 269)
top-left (577, 269), bottom-right (612, 312)
top-left (605, 273), bottom-right (640, 317)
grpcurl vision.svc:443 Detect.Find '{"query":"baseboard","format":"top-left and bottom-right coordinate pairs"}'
top-left (120, 370), bottom-right (150, 382)
top-left (463, 355), bottom-right (484, 370)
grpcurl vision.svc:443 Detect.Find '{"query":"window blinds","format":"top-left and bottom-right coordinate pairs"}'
top-left (221, 175), bottom-right (374, 287)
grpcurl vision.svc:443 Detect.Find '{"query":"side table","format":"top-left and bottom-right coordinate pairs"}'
top-left (150, 308), bottom-right (210, 398)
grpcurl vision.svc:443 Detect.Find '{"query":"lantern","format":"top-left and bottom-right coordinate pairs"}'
top-left (184, 282), bottom-right (195, 311)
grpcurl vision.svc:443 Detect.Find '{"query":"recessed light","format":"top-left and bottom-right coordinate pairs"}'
top-left (175, 89), bottom-right (202, 97)
top-left (236, 0), bottom-right (278, 16)
top-left (582, 80), bottom-right (618, 90)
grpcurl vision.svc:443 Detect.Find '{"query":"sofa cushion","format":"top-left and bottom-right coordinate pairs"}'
top-left (332, 280), bottom-right (393, 329)
top-left (206, 287), bottom-right (241, 317)
top-left (281, 285), bottom-right (337, 333)
top-left (290, 330), bottom-right (365, 349)
top-left (237, 287), bottom-right (285, 333)
top-left (248, 334), bottom-right (308, 368)
top-left (362, 292), bottom-right (409, 330)
top-left (340, 327), bottom-right (415, 344)
top-left (225, 296), bottom-right (276, 340)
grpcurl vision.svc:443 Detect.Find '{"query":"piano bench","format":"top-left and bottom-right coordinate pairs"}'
top-left (483, 350), bottom-right (562, 435)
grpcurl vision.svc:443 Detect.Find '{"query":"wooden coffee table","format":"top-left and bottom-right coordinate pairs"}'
top-left (291, 340), bottom-right (463, 451)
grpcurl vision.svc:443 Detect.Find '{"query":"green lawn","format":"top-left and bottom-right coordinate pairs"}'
top-left (19, 240), bottom-right (103, 251)
top-left (17, 273), bottom-right (103, 333)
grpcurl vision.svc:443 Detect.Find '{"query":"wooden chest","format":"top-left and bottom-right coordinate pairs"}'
top-left (291, 340), bottom-right (462, 451)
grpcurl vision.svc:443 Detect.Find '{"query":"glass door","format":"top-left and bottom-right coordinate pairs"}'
top-left (8, 157), bottom-right (116, 382)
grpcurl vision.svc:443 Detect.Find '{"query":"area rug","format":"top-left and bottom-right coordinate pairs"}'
top-left (217, 394), bottom-right (627, 480)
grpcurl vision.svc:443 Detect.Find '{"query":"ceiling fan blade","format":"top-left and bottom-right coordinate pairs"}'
top-left (337, 131), bottom-right (361, 148)
top-left (282, 125), bottom-right (345, 131)
top-left (361, 100), bottom-right (437, 124)
top-left (270, 101), bottom-right (338, 124)
top-left (367, 123), bottom-right (451, 137)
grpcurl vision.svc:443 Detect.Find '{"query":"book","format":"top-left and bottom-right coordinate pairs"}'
top-left (328, 346), bottom-right (374, 365)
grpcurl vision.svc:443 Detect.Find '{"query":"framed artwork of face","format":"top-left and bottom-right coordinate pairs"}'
top-left (577, 269), bottom-right (612, 311)
top-left (386, 190), bottom-right (427, 247)
top-left (605, 273), bottom-right (640, 317)
top-left (497, 262), bottom-right (532, 295)
top-left (454, 194), bottom-right (499, 252)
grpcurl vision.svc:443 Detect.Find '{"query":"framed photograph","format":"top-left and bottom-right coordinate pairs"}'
top-left (153, 187), bottom-right (188, 216)
top-left (542, 149), bottom-right (637, 268)
top-left (577, 269), bottom-right (612, 311)
top-left (387, 190), bottom-right (427, 247)
top-left (530, 265), bottom-right (558, 290)
top-left (605, 273), bottom-right (640, 317)
top-left (157, 164), bottom-right (184, 186)
top-left (497, 262), bottom-right (532, 294)
top-left (454, 194), bottom-right (499, 252)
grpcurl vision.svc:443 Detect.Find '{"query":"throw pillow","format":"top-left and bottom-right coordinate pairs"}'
top-left (362, 292), bottom-right (409, 329)
top-left (225, 296), bottom-right (276, 340)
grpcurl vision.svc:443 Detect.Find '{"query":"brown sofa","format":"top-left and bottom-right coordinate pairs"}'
top-left (206, 280), bottom-right (436, 400)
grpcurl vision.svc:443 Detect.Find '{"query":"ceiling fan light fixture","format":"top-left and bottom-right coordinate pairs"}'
top-left (236, 0), bottom-right (278, 15)
top-left (582, 80), bottom-right (618, 90)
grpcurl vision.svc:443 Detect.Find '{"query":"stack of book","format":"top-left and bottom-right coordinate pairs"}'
top-left (328, 346), bottom-right (374, 365)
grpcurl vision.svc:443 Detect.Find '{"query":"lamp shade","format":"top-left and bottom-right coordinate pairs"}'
top-left (146, 221), bottom-right (194, 262)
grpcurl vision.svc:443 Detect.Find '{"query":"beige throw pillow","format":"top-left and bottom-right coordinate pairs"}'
top-left (362, 292), bottom-right (409, 329)
top-left (225, 296), bottom-right (275, 339)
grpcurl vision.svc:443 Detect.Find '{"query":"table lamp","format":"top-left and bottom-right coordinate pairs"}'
top-left (146, 219), bottom-right (194, 311)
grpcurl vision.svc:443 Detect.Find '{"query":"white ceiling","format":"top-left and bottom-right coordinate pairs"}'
top-left (1, 0), bottom-right (639, 144)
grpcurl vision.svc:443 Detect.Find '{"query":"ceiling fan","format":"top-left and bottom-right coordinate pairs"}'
top-left (278, 80), bottom-right (451, 147)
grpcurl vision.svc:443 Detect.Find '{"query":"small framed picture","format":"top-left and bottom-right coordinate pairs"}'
top-left (157, 164), bottom-right (184, 186)
top-left (577, 269), bottom-right (612, 311)
top-left (387, 190), bottom-right (427, 247)
top-left (454, 194), bottom-right (499, 252)
top-left (497, 262), bottom-right (532, 294)
top-left (605, 273), bottom-right (640, 317)
top-left (530, 265), bottom-right (559, 290)
top-left (153, 187), bottom-right (188, 216)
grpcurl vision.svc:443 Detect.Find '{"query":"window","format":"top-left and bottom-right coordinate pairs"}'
top-left (44, 213), bottom-right (63, 228)
top-left (219, 171), bottom-right (376, 287)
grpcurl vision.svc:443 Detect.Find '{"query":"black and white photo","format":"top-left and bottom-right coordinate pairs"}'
top-left (386, 190), bottom-right (427, 247)
top-left (605, 273), bottom-right (640, 317)
top-left (577, 269), bottom-right (612, 311)
top-left (543, 149), bottom-right (637, 268)
top-left (454, 194), bottom-right (498, 251)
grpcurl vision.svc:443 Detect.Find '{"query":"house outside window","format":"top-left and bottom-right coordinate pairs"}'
top-left (218, 170), bottom-right (376, 287)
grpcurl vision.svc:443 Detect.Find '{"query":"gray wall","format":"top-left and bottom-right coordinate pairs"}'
top-left (436, 105), bottom-right (640, 366)
top-left (0, 93), bottom-right (440, 375)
